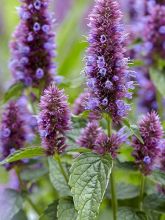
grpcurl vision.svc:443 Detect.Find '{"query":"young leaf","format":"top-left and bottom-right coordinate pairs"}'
top-left (69, 152), bottom-right (113, 220)
top-left (48, 158), bottom-right (71, 197)
top-left (123, 120), bottom-right (144, 144)
top-left (12, 210), bottom-right (27, 220)
top-left (57, 197), bottom-right (77, 220)
top-left (143, 194), bottom-right (165, 213)
top-left (118, 207), bottom-right (147, 220)
top-left (39, 201), bottom-right (58, 220)
top-left (0, 189), bottom-right (23, 220)
top-left (149, 68), bottom-right (165, 97)
top-left (150, 169), bottom-right (165, 185)
top-left (2, 83), bottom-right (24, 104)
top-left (0, 147), bottom-right (44, 165)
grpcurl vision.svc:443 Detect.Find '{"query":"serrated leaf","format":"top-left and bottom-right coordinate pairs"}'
top-left (69, 153), bottom-right (113, 220)
top-left (12, 210), bottom-right (27, 220)
top-left (0, 189), bottom-right (23, 220)
top-left (0, 147), bottom-right (44, 165)
top-left (118, 207), bottom-right (147, 220)
top-left (2, 83), bottom-right (24, 104)
top-left (48, 158), bottom-right (71, 197)
top-left (149, 68), bottom-right (165, 97)
top-left (57, 197), bottom-right (77, 220)
top-left (143, 194), bottom-right (165, 213)
top-left (39, 201), bottom-right (58, 220)
top-left (150, 169), bottom-right (165, 185)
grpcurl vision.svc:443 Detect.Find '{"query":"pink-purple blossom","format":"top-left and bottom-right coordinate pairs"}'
top-left (38, 84), bottom-right (71, 155)
top-left (132, 111), bottom-right (163, 175)
top-left (84, 0), bottom-right (134, 122)
top-left (9, 0), bottom-right (56, 88)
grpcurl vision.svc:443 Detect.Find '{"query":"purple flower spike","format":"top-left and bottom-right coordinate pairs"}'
top-left (143, 4), bottom-right (165, 63)
top-left (85, 0), bottom-right (134, 122)
top-left (95, 127), bottom-right (128, 158)
top-left (132, 111), bottom-right (163, 175)
top-left (77, 121), bottom-right (103, 149)
top-left (9, 0), bottom-right (56, 88)
top-left (38, 84), bottom-right (71, 155)
top-left (0, 100), bottom-right (33, 169)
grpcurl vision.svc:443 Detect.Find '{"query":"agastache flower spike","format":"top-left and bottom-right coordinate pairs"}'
top-left (85, 0), bottom-right (134, 122)
top-left (38, 84), bottom-right (71, 155)
top-left (9, 0), bottom-right (56, 88)
top-left (0, 100), bottom-right (33, 169)
top-left (143, 4), bottom-right (165, 64)
top-left (77, 121), bottom-right (103, 149)
top-left (94, 127), bottom-right (128, 158)
top-left (73, 90), bottom-right (101, 121)
top-left (132, 111), bottom-right (163, 175)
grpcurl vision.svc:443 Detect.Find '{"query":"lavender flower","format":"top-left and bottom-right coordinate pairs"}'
top-left (85, 0), bottom-right (134, 122)
top-left (9, 0), bottom-right (56, 88)
top-left (0, 100), bottom-right (33, 169)
top-left (77, 121), bottom-right (103, 149)
top-left (73, 90), bottom-right (90, 115)
top-left (95, 127), bottom-right (128, 158)
top-left (132, 111), bottom-right (163, 175)
top-left (73, 90), bottom-right (101, 121)
top-left (143, 4), bottom-right (165, 64)
top-left (38, 84), bottom-right (71, 155)
top-left (160, 145), bottom-right (165, 172)
top-left (137, 73), bottom-right (158, 113)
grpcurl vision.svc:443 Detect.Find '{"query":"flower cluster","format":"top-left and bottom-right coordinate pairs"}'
top-left (73, 90), bottom-right (101, 121)
top-left (137, 73), bottom-right (158, 113)
top-left (85, 0), bottom-right (134, 122)
top-left (77, 121), bottom-right (103, 149)
top-left (95, 127), bottom-right (128, 158)
top-left (0, 100), bottom-right (33, 169)
top-left (38, 84), bottom-right (71, 155)
top-left (143, 4), bottom-right (165, 64)
top-left (132, 111), bottom-right (163, 175)
top-left (9, 0), bottom-right (56, 88)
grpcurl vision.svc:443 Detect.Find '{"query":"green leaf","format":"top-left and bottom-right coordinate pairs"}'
top-left (0, 189), bottom-right (23, 220)
top-left (115, 160), bottom-right (137, 171)
top-left (143, 194), bottom-right (165, 213)
top-left (66, 147), bottom-right (91, 153)
top-left (149, 68), bottom-right (165, 97)
top-left (48, 158), bottom-right (71, 197)
top-left (2, 83), bottom-right (24, 104)
top-left (0, 147), bottom-right (44, 165)
top-left (116, 183), bottom-right (139, 200)
top-left (123, 120), bottom-right (144, 144)
top-left (150, 169), bottom-right (165, 185)
top-left (118, 207), bottom-right (147, 220)
top-left (69, 152), bottom-right (113, 220)
top-left (39, 201), bottom-right (58, 220)
top-left (57, 197), bottom-right (77, 220)
top-left (12, 210), bottom-right (27, 220)
top-left (20, 166), bottom-right (48, 182)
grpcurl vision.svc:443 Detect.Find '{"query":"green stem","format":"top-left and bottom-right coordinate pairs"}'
top-left (15, 168), bottom-right (41, 216)
top-left (139, 174), bottom-right (145, 211)
top-left (106, 115), bottom-right (117, 220)
top-left (156, 90), bottom-right (163, 120)
top-left (110, 169), bottom-right (118, 220)
top-left (25, 196), bottom-right (41, 216)
top-left (55, 154), bottom-right (69, 184)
